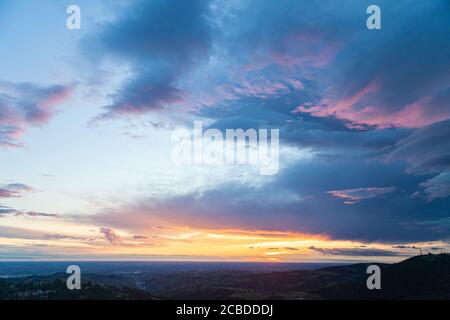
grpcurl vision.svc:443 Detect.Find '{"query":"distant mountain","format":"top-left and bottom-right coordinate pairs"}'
top-left (1, 254), bottom-right (449, 300)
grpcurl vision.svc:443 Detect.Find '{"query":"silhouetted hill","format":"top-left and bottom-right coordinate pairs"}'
top-left (1, 254), bottom-right (449, 299)
top-left (319, 254), bottom-right (450, 299)
top-left (138, 254), bottom-right (450, 299)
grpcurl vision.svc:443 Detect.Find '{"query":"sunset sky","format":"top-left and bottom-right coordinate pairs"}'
top-left (1, 0), bottom-right (450, 262)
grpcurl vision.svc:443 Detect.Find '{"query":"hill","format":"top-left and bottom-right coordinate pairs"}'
top-left (1, 254), bottom-right (449, 299)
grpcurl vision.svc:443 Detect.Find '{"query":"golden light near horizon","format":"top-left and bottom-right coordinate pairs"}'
top-left (0, 213), bottom-right (444, 262)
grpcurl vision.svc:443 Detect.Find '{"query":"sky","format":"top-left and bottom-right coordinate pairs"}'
top-left (0, 0), bottom-right (450, 263)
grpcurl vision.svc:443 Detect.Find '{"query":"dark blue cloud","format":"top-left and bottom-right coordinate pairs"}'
top-left (389, 119), bottom-right (450, 175)
top-left (388, 119), bottom-right (450, 200)
top-left (308, 246), bottom-right (405, 257)
top-left (333, 1), bottom-right (450, 103)
top-left (200, 0), bottom-right (450, 128)
top-left (85, 0), bottom-right (213, 117)
top-left (86, 0), bottom-right (450, 126)
top-left (0, 206), bottom-right (16, 216)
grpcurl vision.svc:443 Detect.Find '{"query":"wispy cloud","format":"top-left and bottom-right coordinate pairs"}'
top-left (14, 211), bottom-right (58, 218)
top-left (328, 187), bottom-right (396, 204)
top-left (0, 81), bottom-right (73, 147)
top-left (99, 227), bottom-right (122, 245)
top-left (308, 246), bottom-right (404, 257)
top-left (0, 183), bottom-right (35, 198)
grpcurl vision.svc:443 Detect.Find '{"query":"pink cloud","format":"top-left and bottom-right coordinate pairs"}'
top-left (0, 183), bottom-right (35, 198)
top-left (294, 81), bottom-right (379, 120)
top-left (243, 32), bottom-right (341, 73)
top-left (0, 81), bottom-right (74, 147)
top-left (29, 85), bottom-right (74, 124)
top-left (328, 186), bottom-right (396, 204)
top-left (295, 82), bottom-right (450, 128)
top-left (99, 227), bottom-right (122, 245)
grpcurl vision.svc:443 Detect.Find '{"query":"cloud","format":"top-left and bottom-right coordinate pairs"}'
top-left (43, 234), bottom-right (91, 241)
top-left (392, 245), bottom-right (418, 250)
top-left (0, 225), bottom-right (76, 241)
top-left (99, 227), bottom-right (122, 245)
top-left (184, 0), bottom-right (447, 157)
top-left (328, 186), bottom-right (396, 204)
top-left (0, 186), bottom-right (58, 218)
top-left (420, 172), bottom-right (450, 201)
top-left (0, 206), bottom-right (57, 219)
top-left (308, 246), bottom-right (404, 257)
top-left (0, 206), bottom-right (16, 216)
top-left (388, 119), bottom-right (450, 175)
top-left (0, 183), bottom-right (35, 198)
top-left (388, 119), bottom-right (450, 201)
top-left (285, 1), bottom-right (450, 128)
top-left (221, 0), bottom-right (450, 130)
top-left (298, 87), bottom-right (450, 129)
top-left (0, 81), bottom-right (73, 147)
top-left (85, 0), bottom-right (213, 118)
top-left (89, 157), bottom-right (434, 243)
top-left (79, 0), bottom-right (450, 132)
top-left (102, 78), bottom-right (184, 117)
top-left (14, 211), bottom-right (58, 218)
